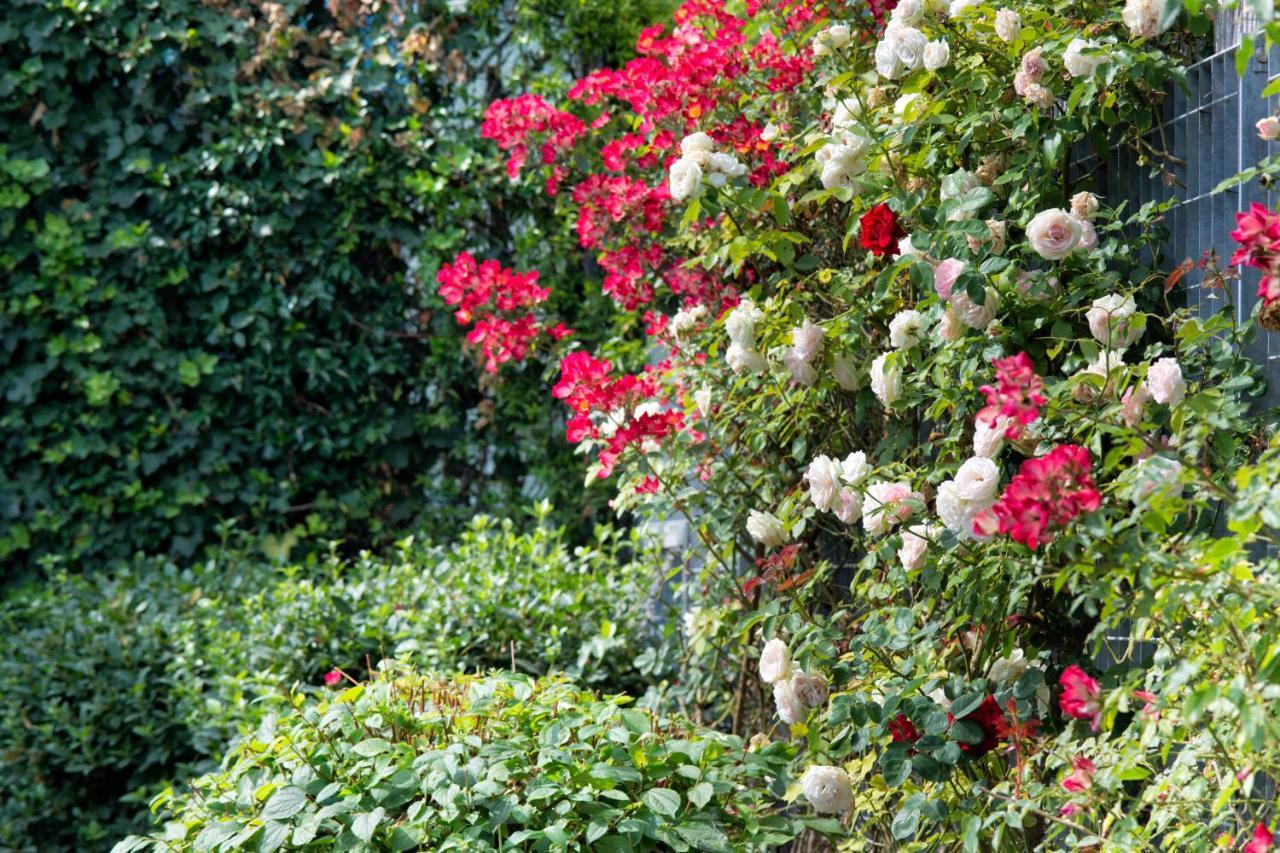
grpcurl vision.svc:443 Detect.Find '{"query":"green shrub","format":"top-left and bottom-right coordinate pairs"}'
top-left (116, 670), bottom-right (797, 852)
top-left (0, 514), bottom-right (664, 850)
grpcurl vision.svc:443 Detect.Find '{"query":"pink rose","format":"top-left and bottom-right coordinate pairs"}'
top-left (933, 258), bottom-right (966, 299)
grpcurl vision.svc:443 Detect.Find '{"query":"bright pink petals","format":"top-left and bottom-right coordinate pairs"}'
top-left (978, 352), bottom-right (1047, 438)
top-left (1061, 756), bottom-right (1096, 793)
top-left (1230, 202), bottom-right (1280, 310)
top-left (1246, 823), bottom-right (1275, 853)
top-left (1058, 665), bottom-right (1103, 731)
top-left (979, 445), bottom-right (1101, 549)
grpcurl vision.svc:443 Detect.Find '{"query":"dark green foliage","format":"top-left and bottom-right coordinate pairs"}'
top-left (0, 515), bottom-right (665, 850)
top-left (0, 0), bottom-right (667, 578)
top-left (116, 670), bottom-right (796, 852)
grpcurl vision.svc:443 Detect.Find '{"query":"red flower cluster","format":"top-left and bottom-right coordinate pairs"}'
top-left (888, 713), bottom-right (920, 744)
top-left (949, 695), bottom-right (1007, 757)
top-left (552, 351), bottom-right (682, 477)
top-left (978, 352), bottom-right (1048, 437)
top-left (436, 252), bottom-right (568, 372)
top-left (859, 203), bottom-right (904, 257)
top-left (975, 444), bottom-right (1101, 549)
top-left (481, 94), bottom-right (587, 189)
top-left (1229, 202), bottom-right (1280, 315)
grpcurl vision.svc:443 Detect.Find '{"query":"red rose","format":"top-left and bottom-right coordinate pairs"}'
top-left (947, 694), bottom-right (1006, 757)
top-left (859, 203), bottom-right (905, 257)
top-left (888, 713), bottom-right (921, 744)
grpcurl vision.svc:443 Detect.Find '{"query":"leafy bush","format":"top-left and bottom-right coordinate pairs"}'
top-left (116, 670), bottom-right (797, 852)
top-left (0, 514), bottom-right (663, 850)
top-left (0, 0), bottom-right (669, 578)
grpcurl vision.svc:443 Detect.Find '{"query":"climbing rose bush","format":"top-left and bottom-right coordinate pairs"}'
top-left (453, 0), bottom-right (1280, 848)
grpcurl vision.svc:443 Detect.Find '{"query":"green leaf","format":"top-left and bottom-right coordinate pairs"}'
top-left (892, 805), bottom-right (920, 840)
top-left (642, 787), bottom-right (681, 818)
top-left (352, 738), bottom-right (391, 756)
top-left (674, 822), bottom-right (730, 852)
top-left (260, 786), bottom-right (308, 821)
top-left (352, 807), bottom-right (385, 843)
top-left (687, 782), bottom-right (714, 809)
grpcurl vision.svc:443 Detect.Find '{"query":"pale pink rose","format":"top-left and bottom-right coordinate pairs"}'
top-left (791, 319), bottom-right (825, 362)
top-left (933, 258), bottom-right (966, 299)
top-left (1087, 294), bottom-right (1142, 349)
top-left (1020, 48), bottom-right (1046, 82)
top-left (950, 287), bottom-right (998, 331)
top-left (1074, 215), bottom-right (1098, 251)
top-left (1024, 83), bottom-right (1055, 110)
top-left (1026, 208), bottom-right (1082, 260)
top-left (1123, 0), bottom-right (1163, 39)
top-left (1121, 384), bottom-right (1150, 427)
top-left (1071, 191), bottom-right (1100, 219)
top-left (864, 481), bottom-right (921, 535)
top-left (790, 671), bottom-right (830, 709)
top-left (783, 350), bottom-right (818, 386)
top-left (1145, 358), bottom-right (1186, 406)
top-left (801, 765), bottom-right (853, 814)
top-left (1259, 117), bottom-right (1280, 141)
top-left (759, 638), bottom-right (792, 684)
top-left (834, 487), bottom-right (864, 524)
top-left (937, 304), bottom-right (964, 341)
top-left (1013, 70), bottom-right (1032, 97)
top-left (774, 679), bottom-right (806, 723)
top-left (805, 455), bottom-right (844, 513)
top-left (898, 523), bottom-right (932, 571)
top-left (973, 416), bottom-right (1012, 457)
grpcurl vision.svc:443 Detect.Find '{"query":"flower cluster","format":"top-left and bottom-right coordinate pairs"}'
top-left (976, 445), bottom-right (1102, 549)
top-left (1230, 202), bottom-right (1280, 328)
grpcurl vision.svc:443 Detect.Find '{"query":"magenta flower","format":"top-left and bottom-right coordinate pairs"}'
top-left (323, 669), bottom-right (343, 687)
top-left (1059, 665), bottom-right (1103, 731)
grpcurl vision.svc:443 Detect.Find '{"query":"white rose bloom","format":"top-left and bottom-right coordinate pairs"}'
top-left (708, 151), bottom-right (747, 179)
top-left (935, 480), bottom-right (973, 537)
top-left (783, 350), bottom-right (818, 386)
top-left (894, 93), bottom-right (924, 122)
top-left (726, 343), bottom-right (768, 373)
top-left (951, 286), bottom-right (998, 331)
top-left (818, 143), bottom-right (868, 189)
top-left (1023, 82), bottom-right (1055, 110)
top-left (1087, 294), bottom-right (1143, 349)
top-left (941, 169), bottom-right (982, 221)
top-left (759, 637), bottom-right (792, 684)
top-left (826, 23), bottom-right (852, 48)
top-left (1083, 348), bottom-right (1126, 381)
top-left (899, 234), bottom-right (927, 258)
top-left (1122, 0), bottom-right (1165, 39)
top-left (1132, 455), bottom-right (1184, 500)
top-left (923, 39), bottom-right (951, 70)
top-left (669, 304), bottom-right (706, 341)
top-left (831, 100), bottom-right (861, 133)
top-left (869, 352), bottom-right (902, 407)
top-left (973, 416), bottom-right (1012, 458)
top-left (1064, 38), bottom-right (1106, 77)
top-left (839, 451), bottom-right (869, 486)
top-left (888, 25), bottom-right (928, 69)
top-left (1026, 208), bottom-right (1082, 260)
top-left (680, 132), bottom-right (715, 158)
top-left (954, 456), bottom-right (1000, 503)
top-left (834, 487), bottom-right (864, 524)
top-left (725, 299), bottom-right (764, 347)
top-left (989, 648), bottom-right (1030, 684)
top-left (761, 122), bottom-right (780, 141)
top-left (891, 0), bottom-right (924, 25)
top-left (774, 679), bottom-right (806, 724)
top-left (875, 37), bottom-right (905, 79)
top-left (1075, 216), bottom-right (1098, 251)
top-left (747, 509), bottom-right (789, 549)
top-left (889, 309), bottom-right (925, 349)
top-left (806, 455), bottom-right (844, 512)
top-left (791, 671), bottom-right (831, 709)
top-left (994, 9), bottom-right (1020, 41)
top-left (832, 354), bottom-right (860, 390)
top-left (790, 320), bottom-right (825, 363)
top-left (1145, 357), bottom-right (1186, 406)
top-left (1258, 116), bottom-right (1280, 141)
top-left (693, 386), bottom-right (713, 419)
top-left (801, 765), bottom-right (854, 815)
top-left (898, 523), bottom-right (932, 571)
top-left (668, 157), bottom-right (704, 202)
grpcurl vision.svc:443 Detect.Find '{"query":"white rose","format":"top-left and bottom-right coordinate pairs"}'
top-left (891, 0), bottom-right (924, 25)
top-left (819, 143), bottom-right (868, 189)
top-left (726, 343), bottom-right (768, 373)
top-left (1025, 208), bottom-right (1082, 260)
top-left (806, 455), bottom-right (844, 513)
top-left (954, 456), bottom-right (1000, 503)
top-left (831, 100), bottom-right (860, 133)
top-left (941, 169), bottom-right (982, 221)
top-left (1132, 455), bottom-right (1184, 500)
top-left (725, 299), bottom-right (764, 347)
top-left (783, 350), bottom-right (818, 386)
top-left (1122, 0), bottom-right (1165, 39)
top-left (1082, 348), bottom-right (1126, 382)
top-left (791, 671), bottom-right (831, 709)
top-left (937, 304), bottom-right (963, 341)
top-left (759, 637), bottom-right (792, 684)
top-left (973, 416), bottom-right (1012, 458)
top-left (747, 509), bottom-right (789, 549)
top-left (669, 304), bottom-right (706, 341)
top-left (989, 648), bottom-right (1030, 684)
top-left (936, 479), bottom-right (991, 537)
top-left (1258, 116), bottom-right (1280, 141)
top-left (1145, 357), bottom-right (1186, 406)
top-left (1063, 38), bottom-right (1106, 77)
top-left (869, 352), bottom-right (902, 407)
top-left (889, 309), bottom-right (924, 349)
top-left (1023, 82), bottom-right (1055, 110)
top-left (693, 386), bottom-right (713, 419)
top-left (826, 23), bottom-right (852, 48)
top-left (995, 9), bottom-right (1020, 42)
top-left (761, 122), bottom-right (780, 142)
top-left (834, 487), bottom-right (864, 524)
top-left (887, 25), bottom-right (928, 69)
top-left (875, 37), bottom-right (904, 79)
top-left (1074, 215), bottom-right (1098, 251)
top-left (680, 132), bottom-right (715, 158)
top-left (1071, 191), bottom-right (1100, 219)
top-left (801, 765), bottom-right (854, 815)
top-left (1086, 294), bottom-right (1143, 349)
top-left (774, 679), bottom-right (806, 723)
top-left (923, 39), bottom-right (950, 70)
top-left (832, 354), bottom-right (860, 390)
top-left (950, 286), bottom-right (999, 331)
top-left (708, 151), bottom-right (747, 179)
top-left (668, 157), bottom-right (704, 202)
top-left (790, 320), bottom-right (825, 363)
top-left (898, 523), bottom-right (932, 571)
